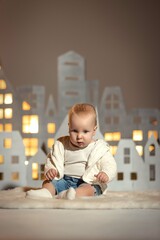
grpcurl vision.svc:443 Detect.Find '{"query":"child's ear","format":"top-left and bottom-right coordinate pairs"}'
top-left (93, 126), bottom-right (97, 136)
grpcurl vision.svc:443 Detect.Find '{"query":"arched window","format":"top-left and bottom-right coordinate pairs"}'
top-left (149, 144), bottom-right (155, 156)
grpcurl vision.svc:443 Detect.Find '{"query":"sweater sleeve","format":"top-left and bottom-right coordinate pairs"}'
top-left (44, 140), bottom-right (65, 179)
top-left (44, 151), bottom-right (57, 176)
top-left (98, 150), bottom-right (117, 182)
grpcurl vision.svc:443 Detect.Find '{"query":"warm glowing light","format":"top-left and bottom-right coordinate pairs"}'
top-left (11, 172), bottom-right (19, 180)
top-left (148, 131), bottom-right (158, 140)
top-left (22, 101), bottom-right (31, 110)
top-left (23, 138), bottom-right (38, 156)
top-left (32, 163), bottom-right (38, 179)
top-left (0, 155), bottom-right (4, 164)
top-left (4, 108), bottom-right (12, 119)
top-left (4, 123), bottom-right (12, 132)
top-left (136, 145), bottom-right (143, 156)
top-left (104, 132), bottom-right (121, 141)
top-left (132, 130), bottom-right (143, 141)
top-left (25, 160), bottom-right (29, 165)
top-left (0, 124), bottom-right (3, 132)
top-left (47, 138), bottom-right (54, 148)
top-left (22, 115), bottom-right (39, 133)
top-left (0, 79), bottom-right (6, 89)
top-left (4, 93), bottom-right (13, 104)
top-left (149, 144), bottom-right (155, 156)
top-left (47, 123), bottom-right (56, 133)
top-left (4, 138), bottom-right (12, 148)
top-left (109, 146), bottom-right (117, 155)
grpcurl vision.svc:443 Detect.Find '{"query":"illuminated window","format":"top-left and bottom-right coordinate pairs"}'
top-left (124, 148), bottom-right (130, 164)
top-left (32, 163), bottom-right (39, 180)
top-left (132, 130), bottom-right (143, 141)
top-left (0, 172), bottom-right (4, 180)
top-left (148, 131), bottom-right (158, 140)
top-left (47, 123), bottom-right (56, 133)
top-left (0, 124), bottom-right (3, 131)
top-left (135, 145), bottom-right (143, 156)
top-left (150, 165), bottom-right (155, 181)
top-left (4, 123), bottom-right (12, 132)
top-left (4, 108), bottom-right (12, 119)
top-left (149, 144), bottom-right (155, 156)
top-left (4, 94), bottom-right (13, 104)
top-left (110, 146), bottom-right (117, 156)
top-left (12, 156), bottom-right (19, 164)
top-left (4, 138), bottom-right (12, 148)
top-left (23, 138), bottom-right (38, 156)
top-left (117, 172), bottom-right (123, 180)
top-left (104, 132), bottom-right (121, 141)
top-left (0, 155), bottom-right (4, 164)
top-left (32, 163), bottom-right (45, 180)
top-left (11, 172), bottom-right (19, 181)
top-left (0, 79), bottom-right (6, 89)
top-left (22, 101), bottom-right (31, 110)
top-left (0, 94), bottom-right (3, 104)
top-left (22, 115), bottom-right (39, 133)
top-left (131, 172), bottom-right (137, 180)
top-left (47, 138), bottom-right (54, 148)
top-left (0, 109), bottom-right (3, 119)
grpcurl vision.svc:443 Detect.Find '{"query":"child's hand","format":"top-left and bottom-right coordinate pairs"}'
top-left (94, 172), bottom-right (109, 183)
top-left (45, 169), bottom-right (57, 180)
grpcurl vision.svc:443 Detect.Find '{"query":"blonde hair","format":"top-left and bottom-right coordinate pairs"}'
top-left (68, 103), bottom-right (97, 126)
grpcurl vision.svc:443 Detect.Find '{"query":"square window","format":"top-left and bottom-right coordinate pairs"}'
top-left (124, 156), bottom-right (130, 164)
top-left (11, 172), bottom-right (19, 181)
top-left (131, 172), bottom-right (137, 180)
top-left (4, 138), bottom-right (12, 148)
top-left (12, 156), bottom-right (19, 164)
top-left (117, 172), bottom-right (123, 180)
top-left (124, 148), bottom-right (130, 155)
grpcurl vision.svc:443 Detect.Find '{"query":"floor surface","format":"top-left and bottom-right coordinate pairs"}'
top-left (0, 209), bottom-right (160, 240)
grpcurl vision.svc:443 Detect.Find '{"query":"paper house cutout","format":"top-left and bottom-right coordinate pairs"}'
top-left (108, 136), bottom-right (160, 191)
top-left (0, 131), bottom-right (26, 189)
top-left (0, 50), bottom-right (160, 191)
top-left (57, 51), bottom-right (99, 124)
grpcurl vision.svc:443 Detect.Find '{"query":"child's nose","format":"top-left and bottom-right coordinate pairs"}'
top-left (77, 132), bottom-right (82, 138)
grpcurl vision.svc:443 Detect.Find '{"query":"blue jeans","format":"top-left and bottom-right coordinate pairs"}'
top-left (51, 175), bottom-right (102, 196)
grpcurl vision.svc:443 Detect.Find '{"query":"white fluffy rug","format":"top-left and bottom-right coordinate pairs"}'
top-left (0, 187), bottom-right (160, 209)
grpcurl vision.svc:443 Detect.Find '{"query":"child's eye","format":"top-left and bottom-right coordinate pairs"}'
top-left (83, 130), bottom-right (89, 133)
top-left (72, 129), bottom-right (78, 133)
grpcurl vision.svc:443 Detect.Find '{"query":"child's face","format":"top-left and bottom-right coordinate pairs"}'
top-left (69, 113), bottom-right (97, 148)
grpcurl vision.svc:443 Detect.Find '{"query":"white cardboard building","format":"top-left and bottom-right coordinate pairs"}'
top-left (0, 51), bottom-right (160, 190)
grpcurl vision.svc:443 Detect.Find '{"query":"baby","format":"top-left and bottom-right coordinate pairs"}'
top-left (26, 103), bottom-right (117, 199)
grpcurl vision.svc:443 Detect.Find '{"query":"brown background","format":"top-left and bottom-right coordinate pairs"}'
top-left (0, 0), bottom-right (160, 110)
